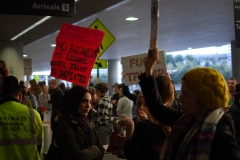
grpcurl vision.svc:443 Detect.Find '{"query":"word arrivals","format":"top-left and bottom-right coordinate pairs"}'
top-left (59, 69), bottom-right (86, 84)
top-left (32, 3), bottom-right (60, 10)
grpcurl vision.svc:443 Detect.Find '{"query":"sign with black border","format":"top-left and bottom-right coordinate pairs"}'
top-left (234, 0), bottom-right (240, 48)
top-left (0, 0), bottom-right (75, 17)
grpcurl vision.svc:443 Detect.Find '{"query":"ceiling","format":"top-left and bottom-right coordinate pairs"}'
top-left (0, 0), bottom-right (235, 72)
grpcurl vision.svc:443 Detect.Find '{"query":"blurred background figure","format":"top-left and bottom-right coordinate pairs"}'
top-left (89, 75), bottom-right (94, 87)
top-left (0, 60), bottom-right (8, 93)
top-left (21, 81), bottom-right (38, 110)
top-left (111, 83), bottom-right (122, 117)
top-left (38, 85), bottom-right (52, 121)
top-left (94, 82), bottom-right (113, 145)
top-left (59, 82), bottom-right (69, 95)
top-left (227, 78), bottom-right (237, 105)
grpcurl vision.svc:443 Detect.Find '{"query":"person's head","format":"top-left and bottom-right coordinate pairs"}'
top-left (89, 76), bottom-right (93, 83)
top-left (58, 86), bottom-right (91, 117)
top-left (49, 79), bottom-right (58, 90)
top-left (0, 60), bottom-right (8, 76)
top-left (135, 92), bottom-right (151, 119)
top-left (95, 82), bottom-right (108, 97)
top-left (179, 67), bottom-right (229, 119)
top-left (43, 86), bottom-right (49, 94)
top-left (155, 75), bottom-right (175, 106)
top-left (133, 90), bottom-right (141, 96)
top-left (227, 78), bottom-right (237, 94)
top-left (88, 86), bottom-right (97, 102)
top-left (22, 81), bottom-right (30, 95)
top-left (59, 82), bottom-right (66, 90)
top-left (2, 76), bottom-right (22, 100)
top-left (114, 84), bottom-right (122, 93)
top-left (235, 83), bottom-right (240, 93)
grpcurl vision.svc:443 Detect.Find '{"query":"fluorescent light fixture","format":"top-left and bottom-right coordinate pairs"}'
top-left (23, 55), bottom-right (27, 57)
top-left (125, 17), bottom-right (139, 21)
top-left (51, 44), bottom-right (56, 47)
top-left (10, 16), bottom-right (52, 41)
top-left (188, 47), bottom-right (192, 50)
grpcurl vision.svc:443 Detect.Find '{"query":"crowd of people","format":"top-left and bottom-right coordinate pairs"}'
top-left (0, 49), bottom-right (240, 160)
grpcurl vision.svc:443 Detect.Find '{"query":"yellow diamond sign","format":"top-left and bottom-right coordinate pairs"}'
top-left (93, 59), bottom-right (108, 69)
top-left (89, 18), bottom-right (115, 60)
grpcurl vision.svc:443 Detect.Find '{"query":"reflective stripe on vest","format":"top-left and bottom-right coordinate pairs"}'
top-left (0, 106), bottom-right (41, 145)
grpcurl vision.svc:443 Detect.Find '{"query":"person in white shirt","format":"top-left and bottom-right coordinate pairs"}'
top-left (117, 91), bottom-right (133, 119)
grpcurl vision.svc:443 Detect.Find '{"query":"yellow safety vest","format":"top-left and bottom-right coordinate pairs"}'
top-left (0, 101), bottom-right (44, 160)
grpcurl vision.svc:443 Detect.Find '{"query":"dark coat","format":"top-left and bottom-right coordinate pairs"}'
top-left (139, 73), bottom-right (240, 160)
top-left (124, 120), bottom-right (167, 160)
top-left (55, 113), bottom-right (104, 160)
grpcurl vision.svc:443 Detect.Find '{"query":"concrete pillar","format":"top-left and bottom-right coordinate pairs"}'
top-left (108, 60), bottom-right (121, 96)
top-left (0, 41), bottom-right (24, 80)
top-left (231, 41), bottom-right (240, 81)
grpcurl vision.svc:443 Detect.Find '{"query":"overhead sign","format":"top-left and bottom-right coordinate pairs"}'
top-left (0, 0), bottom-right (75, 17)
top-left (24, 59), bottom-right (32, 75)
top-left (121, 51), bottom-right (167, 85)
top-left (93, 59), bottom-right (108, 69)
top-left (234, 0), bottom-right (240, 48)
top-left (50, 23), bottom-right (105, 86)
top-left (89, 18), bottom-right (115, 69)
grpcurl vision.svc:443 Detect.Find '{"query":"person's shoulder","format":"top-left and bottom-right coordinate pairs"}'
top-left (216, 113), bottom-right (234, 134)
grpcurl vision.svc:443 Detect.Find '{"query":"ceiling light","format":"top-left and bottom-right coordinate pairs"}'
top-left (23, 55), bottom-right (27, 57)
top-left (188, 47), bottom-right (192, 50)
top-left (10, 16), bottom-right (52, 41)
top-left (125, 17), bottom-right (138, 21)
top-left (51, 44), bottom-right (56, 47)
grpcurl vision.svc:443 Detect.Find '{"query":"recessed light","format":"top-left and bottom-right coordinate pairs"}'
top-left (125, 17), bottom-right (138, 21)
top-left (188, 47), bottom-right (192, 50)
top-left (23, 55), bottom-right (27, 57)
top-left (51, 44), bottom-right (56, 47)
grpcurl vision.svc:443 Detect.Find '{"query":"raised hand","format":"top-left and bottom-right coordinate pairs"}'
top-left (144, 48), bottom-right (159, 77)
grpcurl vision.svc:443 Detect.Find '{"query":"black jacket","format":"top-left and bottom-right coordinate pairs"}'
top-left (55, 113), bottom-right (104, 160)
top-left (124, 120), bottom-right (167, 160)
top-left (139, 73), bottom-right (240, 160)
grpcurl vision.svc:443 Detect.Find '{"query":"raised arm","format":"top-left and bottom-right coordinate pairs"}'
top-left (122, 84), bottom-right (137, 104)
top-left (139, 48), bottom-right (182, 127)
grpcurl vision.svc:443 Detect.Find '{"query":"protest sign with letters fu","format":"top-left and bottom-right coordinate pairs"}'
top-left (121, 51), bottom-right (167, 86)
top-left (50, 23), bottom-right (105, 86)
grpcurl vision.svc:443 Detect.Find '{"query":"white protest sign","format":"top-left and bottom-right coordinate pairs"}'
top-left (121, 50), bottom-right (167, 86)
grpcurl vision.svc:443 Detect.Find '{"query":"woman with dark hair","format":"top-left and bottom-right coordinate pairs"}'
top-left (119, 75), bottom-right (175, 160)
top-left (55, 86), bottom-right (104, 160)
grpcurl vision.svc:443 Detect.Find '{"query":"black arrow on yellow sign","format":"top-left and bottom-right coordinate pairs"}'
top-left (95, 61), bottom-right (103, 68)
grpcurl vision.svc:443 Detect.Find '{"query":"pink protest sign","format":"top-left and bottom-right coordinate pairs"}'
top-left (50, 23), bottom-right (105, 86)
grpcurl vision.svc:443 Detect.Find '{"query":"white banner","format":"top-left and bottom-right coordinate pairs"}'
top-left (121, 51), bottom-right (167, 86)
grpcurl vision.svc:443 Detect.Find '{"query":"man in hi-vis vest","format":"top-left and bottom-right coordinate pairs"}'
top-left (0, 76), bottom-right (43, 160)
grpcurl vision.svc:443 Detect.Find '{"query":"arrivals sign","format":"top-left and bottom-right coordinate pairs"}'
top-left (0, 0), bottom-right (75, 17)
top-left (50, 23), bottom-right (105, 86)
top-left (234, 0), bottom-right (240, 48)
top-left (121, 51), bottom-right (167, 86)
